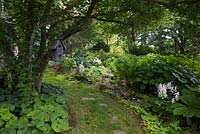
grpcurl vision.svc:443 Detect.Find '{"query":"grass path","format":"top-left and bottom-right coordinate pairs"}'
top-left (44, 70), bottom-right (146, 134)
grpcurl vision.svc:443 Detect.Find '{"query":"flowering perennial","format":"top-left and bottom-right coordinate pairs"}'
top-left (93, 58), bottom-right (102, 64)
top-left (54, 63), bottom-right (60, 70)
top-left (78, 63), bottom-right (85, 74)
top-left (157, 82), bottom-right (180, 103)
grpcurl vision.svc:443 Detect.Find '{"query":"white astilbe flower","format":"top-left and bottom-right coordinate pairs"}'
top-left (174, 92), bottom-right (180, 101)
top-left (157, 84), bottom-right (168, 99)
top-left (13, 46), bottom-right (19, 57)
top-left (157, 82), bottom-right (180, 103)
top-left (171, 98), bottom-right (175, 104)
top-left (166, 82), bottom-right (172, 89)
top-left (108, 70), bottom-right (114, 77)
top-left (93, 58), bottom-right (102, 64)
top-left (170, 86), bottom-right (177, 93)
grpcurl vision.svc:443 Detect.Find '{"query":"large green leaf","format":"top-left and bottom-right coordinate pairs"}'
top-left (51, 118), bottom-right (70, 132)
top-left (189, 87), bottom-right (200, 93)
top-left (15, 118), bottom-right (29, 129)
top-left (56, 96), bottom-right (66, 105)
top-left (173, 105), bottom-right (200, 118)
top-left (0, 128), bottom-right (16, 134)
top-left (36, 123), bottom-right (51, 132)
top-left (171, 94), bottom-right (200, 118)
top-left (0, 119), bottom-right (4, 127)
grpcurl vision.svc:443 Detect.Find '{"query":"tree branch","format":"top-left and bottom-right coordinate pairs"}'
top-left (0, 20), bottom-right (15, 57)
top-left (91, 17), bottom-right (133, 26)
top-left (144, 0), bottom-right (200, 7)
top-left (90, 8), bottom-right (130, 18)
top-left (38, 0), bottom-right (82, 28)
top-left (86, 0), bottom-right (100, 17)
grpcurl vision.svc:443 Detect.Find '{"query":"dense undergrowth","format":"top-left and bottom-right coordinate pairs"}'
top-left (51, 51), bottom-right (200, 134)
top-left (0, 85), bottom-right (69, 134)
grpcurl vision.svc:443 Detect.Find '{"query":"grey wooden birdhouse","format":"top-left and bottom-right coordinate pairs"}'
top-left (53, 39), bottom-right (66, 61)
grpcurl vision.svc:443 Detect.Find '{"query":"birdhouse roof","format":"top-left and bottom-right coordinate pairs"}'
top-left (53, 39), bottom-right (66, 50)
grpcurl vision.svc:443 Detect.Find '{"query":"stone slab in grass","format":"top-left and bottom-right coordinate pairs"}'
top-left (99, 103), bottom-right (108, 107)
top-left (87, 85), bottom-right (99, 89)
top-left (81, 97), bottom-right (96, 101)
top-left (88, 93), bottom-right (95, 95)
top-left (112, 116), bottom-right (118, 121)
top-left (114, 130), bottom-right (127, 134)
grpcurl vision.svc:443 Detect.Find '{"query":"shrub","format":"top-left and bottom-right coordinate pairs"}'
top-left (115, 54), bottom-right (200, 94)
top-left (170, 88), bottom-right (200, 129)
top-left (0, 87), bottom-right (69, 134)
top-left (92, 41), bottom-right (110, 52)
top-left (115, 55), bottom-right (138, 87)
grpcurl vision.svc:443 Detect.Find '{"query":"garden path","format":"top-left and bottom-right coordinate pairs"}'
top-left (44, 70), bottom-right (146, 134)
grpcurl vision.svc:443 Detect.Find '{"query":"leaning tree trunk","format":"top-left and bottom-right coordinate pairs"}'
top-left (34, 50), bottom-right (54, 94)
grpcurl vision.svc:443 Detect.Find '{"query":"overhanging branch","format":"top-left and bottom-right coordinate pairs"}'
top-left (91, 17), bottom-right (133, 26)
top-left (86, 0), bottom-right (100, 17)
top-left (144, 0), bottom-right (200, 7)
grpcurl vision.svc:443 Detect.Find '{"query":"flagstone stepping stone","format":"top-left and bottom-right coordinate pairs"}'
top-left (87, 85), bottom-right (98, 89)
top-left (107, 84), bottom-right (115, 90)
top-left (99, 103), bottom-right (108, 107)
top-left (88, 93), bottom-right (94, 95)
top-left (81, 97), bottom-right (96, 101)
top-left (114, 130), bottom-right (127, 134)
top-left (112, 116), bottom-right (118, 121)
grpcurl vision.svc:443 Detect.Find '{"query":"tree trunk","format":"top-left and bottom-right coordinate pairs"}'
top-left (179, 35), bottom-right (185, 54)
top-left (173, 36), bottom-right (185, 54)
top-left (35, 51), bottom-right (54, 93)
top-left (196, 36), bottom-right (200, 54)
top-left (174, 38), bottom-right (178, 53)
top-left (128, 27), bottom-right (136, 54)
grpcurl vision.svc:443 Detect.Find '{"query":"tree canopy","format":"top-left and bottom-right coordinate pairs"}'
top-left (0, 0), bottom-right (200, 92)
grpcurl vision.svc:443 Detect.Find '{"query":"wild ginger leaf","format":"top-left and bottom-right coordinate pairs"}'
top-left (36, 123), bottom-right (51, 132)
top-left (51, 118), bottom-right (69, 132)
top-left (16, 118), bottom-right (29, 129)
top-left (0, 119), bottom-right (4, 127)
top-left (56, 96), bottom-right (66, 105)
top-left (173, 107), bottom-right (192, 117)
top-left (37, 112), bottom-right (49, 122)
top-left (50, 113), bottom-right (57, 122)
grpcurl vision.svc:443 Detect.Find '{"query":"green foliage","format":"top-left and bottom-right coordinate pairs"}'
top-left (0, 88), bottom-right (69, 134)
top-left (84, 65), bottom-right (111, 82)
top-left (115, 54), bottom-right (200, 93)
top-left (49, 51), bottom-right (200, 133)
top-left (26, 102), bottom-right (68, 133)
top-left (92, 41), bottom-right (110, 52)
top-left (114, 53), bottom-right (200, 131)
top-left (128, 44), bottom-right (155, 56)
top-left (120, 99), bottom-right (184, 134)
top-left (115, 55), bottom-right (138, 86)
top-left (171, 88), bottom-right (200, 118)
top-left (168, 88), bottom-right (200, 130)
top-left (0, 108), bottom-right (17, 130)
top-left (171, 94), bottom-right (200, 118)
top-left (62, 57), bottom-right (77, 72)
top-left (59, 51), bottom-right (117, 84)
